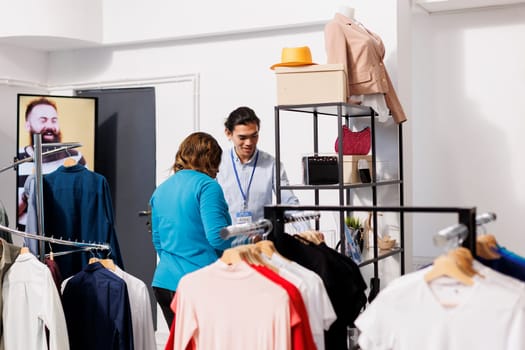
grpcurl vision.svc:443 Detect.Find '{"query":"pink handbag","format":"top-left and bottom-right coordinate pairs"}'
top-left (334, 126), bottom-right (371, 155)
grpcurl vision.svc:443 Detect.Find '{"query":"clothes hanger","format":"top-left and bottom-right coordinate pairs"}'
top-left (220, 246), bottom-right (244, 265)
top-left (220, 245), bottom-right (258, 265)
top-left (474, 213), bottom-right (500, 259)
top-left (88, 257), bottom-right (116, 271)
top-left (88, 248), bottom-right (116, 271)
top-left (63, 149), bottom-right (77, 167)
top-left (295, 230), bottom-right (324, 245)
top-left (424, 247), bottom-right (479, 286)
top-left (220, 245), bottom-right (279, 273)
top-left (476, 234), bottom-right (501, 260)
top-left (255, 239), bottom-right (292, 263)
top-left (242, 244), bottom-right (279, 273)
top-left (256, 240), bottom-right (278, 257)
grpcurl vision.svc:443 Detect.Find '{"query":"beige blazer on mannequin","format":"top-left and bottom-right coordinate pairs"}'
top-left (324, 13), bottom-right (407, 124)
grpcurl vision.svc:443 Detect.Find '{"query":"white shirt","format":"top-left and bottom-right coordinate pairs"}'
top-left (112, 266), bottom-right (156, 350)
top-left (2, 253), bottom-right (69, 350)
top-left (217, 148), bottom-right (299, 223)
top-left (355, 265), bottom-right (525, 350)
top-left (270, 254), bottom-right (337, 350)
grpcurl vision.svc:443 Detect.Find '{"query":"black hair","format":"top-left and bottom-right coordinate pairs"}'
top-left (224, 106), bottom-right (260, 132)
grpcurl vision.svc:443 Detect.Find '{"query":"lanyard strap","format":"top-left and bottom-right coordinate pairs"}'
top-left (231, 149), bottom-right (259, 210)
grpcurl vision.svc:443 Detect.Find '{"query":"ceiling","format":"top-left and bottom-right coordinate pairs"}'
top-left (1, 1), bottom-right (525, 52)
top-left (0, 35), bottom-right (101, 52)
top-left (415, 0), bottom-right (525, 13)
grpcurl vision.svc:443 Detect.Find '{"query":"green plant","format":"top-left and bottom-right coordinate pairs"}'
top-left (345, 216), bottom-right (362, 230)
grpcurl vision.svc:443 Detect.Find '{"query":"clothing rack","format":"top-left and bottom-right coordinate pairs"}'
top-left (220, 218), bottom-right (273, 240)
top-left (432, 211), bottom-right (497, 251)
top-left (0, 142), bottom-right (82, 174)
top-left (6, 134), bottom-right (109, 261)
top-left (45, 247), bottom-right (100, 259)
top-left (0, 223), bottom-right (110, 250)
top-left (284, 210), bottom-right (321, 223)
top-left (264, 204), bottom-right (478, 281)
top-left (476, 212), bottom-right (497, 226)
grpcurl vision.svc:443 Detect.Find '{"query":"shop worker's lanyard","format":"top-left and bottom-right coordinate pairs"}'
top-left (231, 148), bottom-right (259, 211)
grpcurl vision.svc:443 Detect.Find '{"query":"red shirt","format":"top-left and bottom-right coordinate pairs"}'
top-left (250, 264), bottom-right (317, 350)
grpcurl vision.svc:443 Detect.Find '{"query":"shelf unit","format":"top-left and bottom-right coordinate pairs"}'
top-left (272, 102), bottom-right (405, 280)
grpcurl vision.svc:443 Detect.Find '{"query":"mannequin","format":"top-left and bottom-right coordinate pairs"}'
top-left (324, 8), bottom-right (407, 124)
top-left (330, 6), bottom-right (390, 122)
top-left (337, 5), bottom-right (355, 19)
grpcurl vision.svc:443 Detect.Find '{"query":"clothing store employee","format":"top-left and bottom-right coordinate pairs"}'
top-left (217, 106), bottom-right (300, 224)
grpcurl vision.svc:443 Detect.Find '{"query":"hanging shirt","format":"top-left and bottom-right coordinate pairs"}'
top-left (250, 264), bottom-right (317, 350)
top-left (112, 266), bottom-right (156, 350)
top-left (171, 260), bottom-right (292, 350)
top-left (217, 148), bottom-right (300, 223)
top-left (271, 232), bottom-right (367, 350)
top-left (0, 201), bottom-right (11, 243)
top-left (17, 146), bottom-right (86, 228)
top-left (0, 240), bottom-right (20, 350)
top-left (62, 262), bottom-right (134, 350)
top-left (36, 164), bottom-right (124, 279)
top-left (355, 265), bottom-right (525, 350)
top-left (44, 257), bottom-right (63, 293)
top-left (2, 252), bottom-right (69, 350)
top-left (270, 253), bottom-right (337, 350)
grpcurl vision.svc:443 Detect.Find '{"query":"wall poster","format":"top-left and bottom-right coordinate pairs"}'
top-left (16, 94), bottom-right (97, 231)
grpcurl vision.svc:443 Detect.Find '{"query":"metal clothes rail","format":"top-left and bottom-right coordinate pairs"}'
top-left (3, 135), bottom-right (109, 260)
top-left (0, 223), bottom-right (110, 250)
top-left (264, 204), bottom-right (478, 280)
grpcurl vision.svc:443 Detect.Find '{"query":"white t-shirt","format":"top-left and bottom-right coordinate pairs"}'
top-left (270, 253), bottom-right (337, 350)
top-left (355, 265), bottom-right (525, 350)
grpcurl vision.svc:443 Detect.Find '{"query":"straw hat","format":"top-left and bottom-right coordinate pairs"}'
top-left (270, 46), bottom-right (318, 70)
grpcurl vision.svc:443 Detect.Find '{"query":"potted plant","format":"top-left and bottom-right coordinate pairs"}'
top-left (345, 216), bottom-right (365, 251)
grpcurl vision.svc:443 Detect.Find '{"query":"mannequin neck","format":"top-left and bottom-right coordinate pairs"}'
top-left (338, 6), bottom-right (355, 20)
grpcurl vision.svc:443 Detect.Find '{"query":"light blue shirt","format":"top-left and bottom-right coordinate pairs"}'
top-left (216, 148), bottom-right (300, 223)
top-left (150, 169), bottom-right (233, 291)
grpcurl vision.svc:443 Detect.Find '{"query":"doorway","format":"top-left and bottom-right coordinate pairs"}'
top-left (76, 87), bottom-right (157, 325)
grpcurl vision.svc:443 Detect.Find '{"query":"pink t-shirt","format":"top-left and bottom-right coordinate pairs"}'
top-left (170, 260), bottom-right (293, 350)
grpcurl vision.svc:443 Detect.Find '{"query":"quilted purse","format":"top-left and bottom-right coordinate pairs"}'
top-left (334, 125), bottom-right (371, 155)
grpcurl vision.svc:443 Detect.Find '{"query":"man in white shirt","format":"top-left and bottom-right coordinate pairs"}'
top-left (216, 106), bottom-right (300, 224)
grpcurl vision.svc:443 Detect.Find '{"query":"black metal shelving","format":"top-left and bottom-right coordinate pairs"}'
top-left (272, 101), bottom-right (405, 282)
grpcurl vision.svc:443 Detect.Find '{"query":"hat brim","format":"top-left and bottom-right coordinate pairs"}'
top-left (270, 62), bottom-right (318, 70)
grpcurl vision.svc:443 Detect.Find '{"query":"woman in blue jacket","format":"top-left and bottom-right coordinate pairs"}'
top-left (150, 132), bottom-right (234, 326)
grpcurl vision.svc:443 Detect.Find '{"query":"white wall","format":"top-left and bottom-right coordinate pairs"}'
top-left (0, 45), bottom-right (48, 239)
top-left (46, 1), bottom-right (402, 189)
top-left (412, 5), bottom-right (525, 257)
top-left (0, 0), bottom-right (403, 209)
top-left (0, 2), bottom-right (404, 338)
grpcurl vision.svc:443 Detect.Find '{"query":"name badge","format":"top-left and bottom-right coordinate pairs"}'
top-left (235, 211), bottom-right (253, 224)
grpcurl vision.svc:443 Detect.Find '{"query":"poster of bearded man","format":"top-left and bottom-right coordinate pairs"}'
top-left (16, 94), bottom-right (96, 231)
